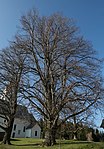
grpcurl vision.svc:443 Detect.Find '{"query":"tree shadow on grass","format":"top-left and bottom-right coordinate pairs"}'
top-left (12, 143), bottom-right (41, 146)
top-left (10, 139), bottom-right (21, 141)
top-left (10, 140), bottom-right (93, 147)
top-left (60, 141), bottom-right (92, 145)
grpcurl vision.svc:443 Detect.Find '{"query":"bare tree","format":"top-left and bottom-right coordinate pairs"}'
top-left (71, 111), bottom-right (95, 140)
top-left (13, 9), bottom-right (103, 146)
top-left (0, 46), bottom-right (27, 144)
top-left (61, 91), bottom-right (101, 140)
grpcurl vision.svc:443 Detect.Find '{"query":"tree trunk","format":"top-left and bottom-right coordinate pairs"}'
top-left (73, 131), bottom-right (77, 140)
top-left (44, 128), bottom-right (57, 146)
top-left (44, 120), bottom-right (57, 146)
top-left (73, 116), bottom-right (78, 140)
top-left (1, 118), bottom-right (14, 145)
top-left (51, 128), bottom-right (57, 145)
top-left (44, 129), bottom-right (52, 146)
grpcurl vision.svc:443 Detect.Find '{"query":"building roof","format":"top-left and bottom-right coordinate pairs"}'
top-left (26, 123), bottom-right (36, 129)
top-left (0, 101), bottom-right (36, 124)
top-left (15, 105), bottom-right (36, 123)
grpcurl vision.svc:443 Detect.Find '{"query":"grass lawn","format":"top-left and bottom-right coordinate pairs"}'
top-left (0, 138), bottom-right (104, 149)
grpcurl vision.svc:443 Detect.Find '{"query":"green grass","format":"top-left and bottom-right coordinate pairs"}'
top-left (0, 138), bottom-right (104, 149)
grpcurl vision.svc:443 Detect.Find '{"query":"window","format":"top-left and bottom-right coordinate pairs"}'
top-left (23, 126), bottom-right (25, 132)
top-left (35, 131), bottom-right (37, 136)
top-left (4, 119), bottom-right (6, 123)
top-left (14, 124), bottom-right (16, 131)
top-left (18, 130), bottom-right (21, 135)
top-left (12, 132), bottom-right (15, 138)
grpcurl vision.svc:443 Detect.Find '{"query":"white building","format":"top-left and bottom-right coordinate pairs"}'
top-left (25, 123), bottom-right (41, 138)
top-left (0, 105), bottom-right (41, 139)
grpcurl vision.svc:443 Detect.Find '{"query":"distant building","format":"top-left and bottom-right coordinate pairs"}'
top-left (0, 105), bottom-right (41, 139)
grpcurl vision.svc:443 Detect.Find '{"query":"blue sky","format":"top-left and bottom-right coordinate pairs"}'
top-left (0, 0), bottom-right (104, 58)
top-left (0, 0), bottom-right (104, 129)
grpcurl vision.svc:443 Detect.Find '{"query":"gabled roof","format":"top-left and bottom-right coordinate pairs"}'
top-left (15, 105), bottom-right (36, 124)
top-left (26, 123), bottom-right (36, 129)
top-left (0, 101), bottom-right (36, 124)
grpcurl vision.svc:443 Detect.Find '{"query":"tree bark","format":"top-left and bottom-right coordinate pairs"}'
top-left (73, 116), bottom-right (78, 140)
top-left (51, 128), bottom-right (57, 145)
top-left (44, 120), bottom-right (57, 146)
top-left (1, 118), bottom-right (14, 145)
top-left (44, 128), bottom-right (57, 146)
top-left (73, 131), bottom-right (77, 140)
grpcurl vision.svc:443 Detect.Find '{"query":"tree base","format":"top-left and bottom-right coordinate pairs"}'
top-left (1, 140), bottom-right (12, 145)
top-left (42, 139), bottom-right (56, 146)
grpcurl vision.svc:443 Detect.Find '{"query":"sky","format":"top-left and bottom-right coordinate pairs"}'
top-left (0, 0), bottom-right (104, 129)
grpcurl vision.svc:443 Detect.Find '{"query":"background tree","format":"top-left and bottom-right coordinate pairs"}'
top-left (0, 45), bottom-right (27, 144)
top-left (62, 98), bottom-right (96, 140)
top-left (100, 119), bottom-right (104, 129)
top-left (13, 9), bottom-right (104, 146)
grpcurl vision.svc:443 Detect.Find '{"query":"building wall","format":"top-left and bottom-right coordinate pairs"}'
top-left (25, 124), bottom-right (41, 138)
top-left (31, 123), bottom-right (41, 138)
top-left (0, 116), bottom-right (41, 139)
top-left (11, 118), bottom-right (29, 138)
top-left (25, 129), bottom-right (31, 138)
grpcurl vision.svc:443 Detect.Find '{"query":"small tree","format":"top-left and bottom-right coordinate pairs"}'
top-left (0, 46), bottom-right (27, 144)
top-left (63, 101), bottom-right (96, 140)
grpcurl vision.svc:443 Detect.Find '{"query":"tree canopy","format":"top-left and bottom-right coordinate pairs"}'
top-left (0, 9), bottom-right (104, 146)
